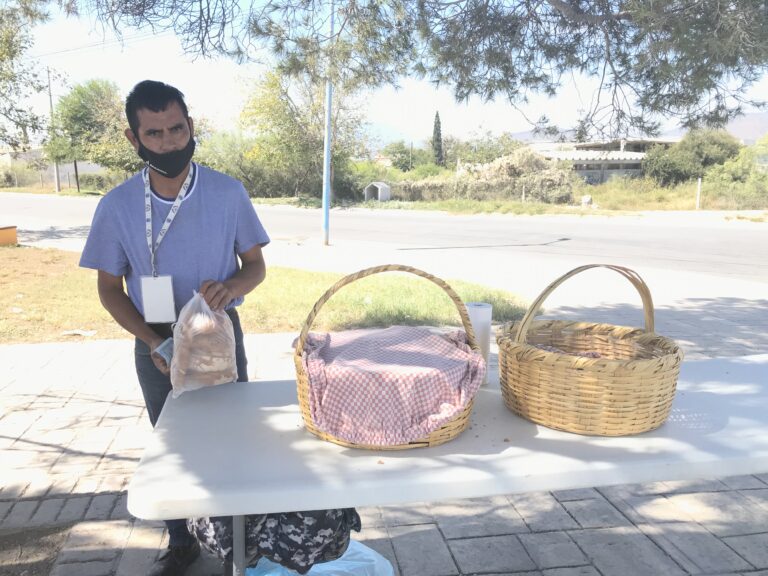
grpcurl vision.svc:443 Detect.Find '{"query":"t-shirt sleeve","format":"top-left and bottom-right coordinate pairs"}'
top-left (78, 196), bottom-right (129, 277)
top-left (234, 184), bottom-right (270, 255)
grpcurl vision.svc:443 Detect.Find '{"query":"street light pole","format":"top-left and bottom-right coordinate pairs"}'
top-left (47, 67), bottom-right (61, 194)
top-left (321, 0), bottom-right (335, 246)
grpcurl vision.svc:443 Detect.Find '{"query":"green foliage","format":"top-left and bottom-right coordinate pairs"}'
top-left (239, 70), bottom-right (367, 199)
top-left (77, 172), bottom-right (123, 191)
top-left (45, 79), bottom-right (140, 173)
top-left (432, 111), bottom-right (444, 167)
top-left (643, 130), bottom-right (742, 186)
top-left (380, 141), bottom-right (413, 171)
top-left (79, 0), bottom-right (768, 138)
top-left (443, 132), bottom-right (522, 167)
top-left (0, 2), bottom-right (47, 149)
top-left (196, 131), bottom-right (264, 194)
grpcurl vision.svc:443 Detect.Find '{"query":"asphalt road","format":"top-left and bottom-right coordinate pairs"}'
top-left (2, 192), bottom-right (767, 283)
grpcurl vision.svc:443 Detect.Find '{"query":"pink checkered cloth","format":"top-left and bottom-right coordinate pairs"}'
top-left (300, 326), bottom-right (485, 446)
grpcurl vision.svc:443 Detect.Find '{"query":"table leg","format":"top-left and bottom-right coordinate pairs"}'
top-left (233, 515), bottom-right (246, 576)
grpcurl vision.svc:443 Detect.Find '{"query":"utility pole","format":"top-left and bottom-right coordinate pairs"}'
top-left (321, 0), bottom-right (335, 246)
top-left (47, 67), bottom-right (61, 193)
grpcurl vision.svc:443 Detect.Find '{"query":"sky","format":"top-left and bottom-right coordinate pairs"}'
top-left (28, 10), bottom-right (768, 148)
top-left (26, 10), bottom-right (602, 148)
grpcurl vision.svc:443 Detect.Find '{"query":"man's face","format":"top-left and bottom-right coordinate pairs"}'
top-left (125, 101), bottom-right (193, 155)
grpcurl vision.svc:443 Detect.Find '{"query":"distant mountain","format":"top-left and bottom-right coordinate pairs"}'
top-left (725, 112), bottom-right (768, 144)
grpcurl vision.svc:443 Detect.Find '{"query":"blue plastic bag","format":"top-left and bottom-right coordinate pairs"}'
top-left (245, 540), bottom-right (394, 576)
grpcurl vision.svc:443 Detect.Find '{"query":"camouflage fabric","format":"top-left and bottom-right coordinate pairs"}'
top-left (190, 508), bottom-right (361, 574)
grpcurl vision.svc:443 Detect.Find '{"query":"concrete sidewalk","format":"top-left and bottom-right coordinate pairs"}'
top-left (2, 231), bottom-right (768, 575)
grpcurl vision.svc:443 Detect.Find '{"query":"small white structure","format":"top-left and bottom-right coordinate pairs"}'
top-left (364, 181), bottom-right (391, 202)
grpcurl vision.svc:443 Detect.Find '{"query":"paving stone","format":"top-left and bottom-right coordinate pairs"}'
top-left (115, 519), bottom-right (166, 576)
top-left (0, 500), bottom-right (13, 521)
top-left (432, 496), bottom-right (527, 538)
top-left (85, 493), bottom-right (118, 520)
top-left (449, 535), bottom-right (536, 574)
top-left (57, 496), bottom-right (91, 523)
top-left (73, 476), bottom-right (102, 495)
top-left (543, 567), bottom-right (601, 576)
top-left (381, 502), bottom-right (433, 526)
top-left (569, 527), bottom-right (687, 576)
top-left (552, 489), bottom-right (601, 502)
top-left (50, 560), bottom-right (115, 576)
top-left (57, 546), bottom-right (120, 563)
top-left (0, 479), bottom-right (29, 500)
top-left (666, 491), bottom-right (768, 537)
top-left (23, 477), bottom-right (53, 498)
top-left (561, 499), bottom-right (632, 529)
top-left (519, 532), bottom-right (587, 569)
top-left (354, 527), bottom-right (400, 576)
top-left (357, 506), bottom-right (384, 528)
top-left (662, 479), bottom-right (729, 494)
top-left (641, 521), bottom-right (752, 573)
top-left (721, 475), bottom-right (768, 490)
top-left (48, 476), bottom-right (78, 497)
top-left (723, 533), bottom-right (768, 569)
top-left (616, 495), bottom-right (696, 525)
top-left (507, 492), bottom-right (579, 532)
top-left (30, 498), bottom-right (66, 524)
top-left (111, 493), bottom-right (130, 520)
top-left (4, 499), bottom-right (38, 526)
top-left (739, 488), bottom-right (768, 511)
top-left (389, 524), bottom-right (457, 576)
top-left (98, 475), bottom-right (127, 493)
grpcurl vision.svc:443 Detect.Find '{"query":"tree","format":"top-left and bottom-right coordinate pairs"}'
top-left (443, 132), bottom-right (523, 167)
top-left (46, 79), bottom-right (140, 189)
top-left (381, 140), bottom-right (433, 171)
top-left (74, 0), bottom-right (768, 138)
top-left (0, 1), bottom-right (48, 150)
top-left (240, 69), bottom-right (367, 198)
top-left (432, 112), bottom-right (444, 167)
top-left (643, 129), bottom-right (742, 185)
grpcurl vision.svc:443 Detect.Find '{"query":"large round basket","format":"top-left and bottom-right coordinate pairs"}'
top-left (293, 264), bottom-right (481, 450)
top-left (496, 264), bottom-right (683, 436)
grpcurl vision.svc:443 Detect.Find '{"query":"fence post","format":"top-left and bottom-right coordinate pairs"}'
top-left (696, 177), bottom-right (702, 210)
top-left (40, 173), bottom-right (44, 188)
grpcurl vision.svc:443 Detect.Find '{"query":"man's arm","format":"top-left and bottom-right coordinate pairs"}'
top-left (200, 244), bottom-right (267, 310)
top-left (97, 270), bottom-right (169, 373)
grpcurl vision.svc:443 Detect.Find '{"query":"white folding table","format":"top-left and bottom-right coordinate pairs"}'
top-left (128, 354), bottom-right (768, 575)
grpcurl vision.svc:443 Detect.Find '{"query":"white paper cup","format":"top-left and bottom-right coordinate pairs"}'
top-left (465, 302), bottom-right (492, 383)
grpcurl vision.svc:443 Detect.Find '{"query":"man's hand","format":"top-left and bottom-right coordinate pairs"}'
top-left (149, 336), bottom-right (171, 375)
top-left (199, 280), bottom-right (234, 311)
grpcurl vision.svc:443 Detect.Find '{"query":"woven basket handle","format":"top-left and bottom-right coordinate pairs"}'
top-left (513, 264), bottom-right (655, 343)
top-left (294, 264), bottom-right (480, 357)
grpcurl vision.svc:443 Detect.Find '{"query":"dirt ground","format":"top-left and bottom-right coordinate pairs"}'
top-left (0, 525), bottom-right (71, 576)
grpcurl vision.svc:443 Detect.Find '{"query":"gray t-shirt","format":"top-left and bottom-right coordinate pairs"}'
top-left (79, 163), bottom-right (270, 317)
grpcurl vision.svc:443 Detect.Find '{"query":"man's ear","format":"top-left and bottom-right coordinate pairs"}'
top-left (188, 117), bottom-right (194, 139)
top-left (125, 128), bottom-right (140, 152)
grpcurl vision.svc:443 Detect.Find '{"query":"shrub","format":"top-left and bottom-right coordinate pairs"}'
top-left (391, 148), bottom-right (575, 204)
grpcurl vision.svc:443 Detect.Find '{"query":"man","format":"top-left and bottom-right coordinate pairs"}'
top-left (80, 80), bottom-right (270, 576)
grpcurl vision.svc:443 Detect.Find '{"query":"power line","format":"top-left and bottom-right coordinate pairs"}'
top-left (28, 31), bottom-right (174, 60)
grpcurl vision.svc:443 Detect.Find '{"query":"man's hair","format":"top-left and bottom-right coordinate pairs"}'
top-left (125, 80), bottom-right (189, 135)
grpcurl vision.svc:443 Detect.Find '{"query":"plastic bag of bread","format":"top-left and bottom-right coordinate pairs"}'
top-left (170, 291), bottom-right (237, 397)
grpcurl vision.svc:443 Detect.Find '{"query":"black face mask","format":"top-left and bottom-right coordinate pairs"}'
top-left (137, 135), bottom-right (196, 179)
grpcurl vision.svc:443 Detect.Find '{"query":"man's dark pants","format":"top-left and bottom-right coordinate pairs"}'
top-left (134, 308), bottom-right (248, 546)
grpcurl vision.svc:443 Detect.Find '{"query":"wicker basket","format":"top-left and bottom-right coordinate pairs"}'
top-left (496, 264), bottom-right (683, 436)
top-left (293, 264), bottom-right (481, 450)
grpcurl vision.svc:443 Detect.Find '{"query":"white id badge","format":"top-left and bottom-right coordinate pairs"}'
top-left (140, 275), bottom-right (177, 323)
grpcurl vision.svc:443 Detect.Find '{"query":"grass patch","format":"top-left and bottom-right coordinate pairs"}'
top-left (0, 246), bottom-right (526, 344)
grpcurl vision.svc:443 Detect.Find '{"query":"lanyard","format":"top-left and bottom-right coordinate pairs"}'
top-left (143, 164), bottom-right (194, 276)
